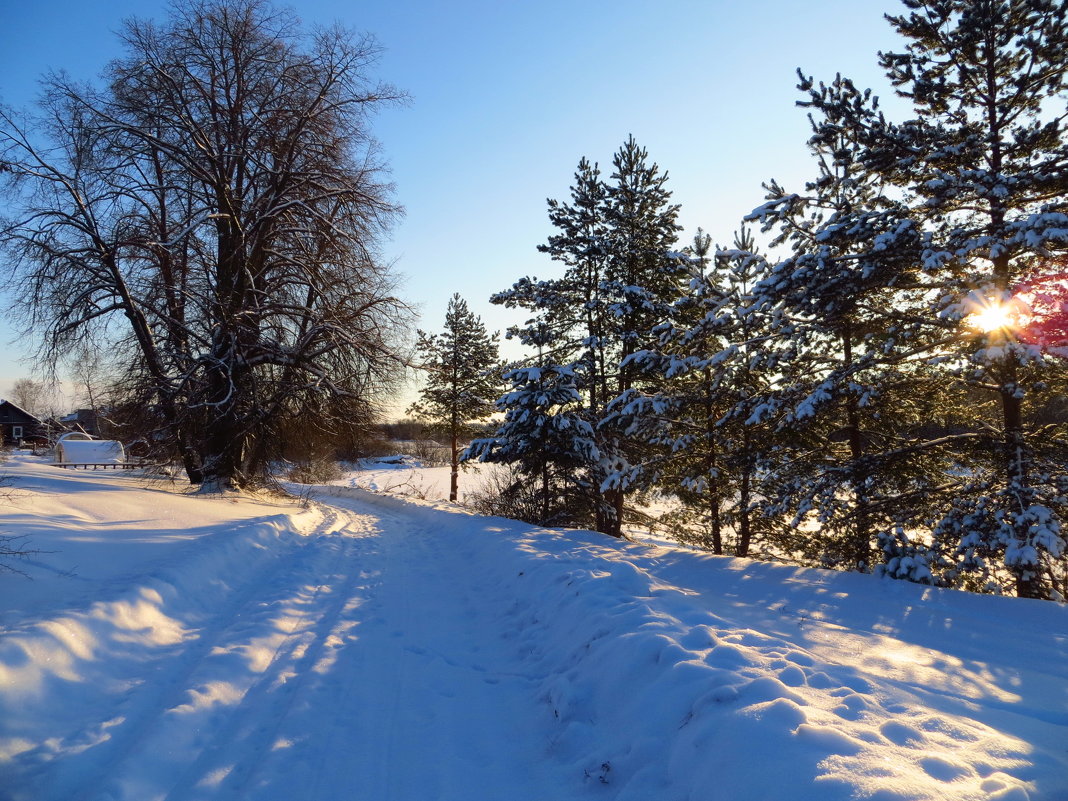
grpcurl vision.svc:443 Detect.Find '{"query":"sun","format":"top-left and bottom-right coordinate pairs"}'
top-left (970, 302), bottom-right (1017, 333)
top-left (966, 291), bottom-right (1031, 334)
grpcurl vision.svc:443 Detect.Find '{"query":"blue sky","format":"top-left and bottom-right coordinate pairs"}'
top-left (0, 0), bottom-right (900, 414)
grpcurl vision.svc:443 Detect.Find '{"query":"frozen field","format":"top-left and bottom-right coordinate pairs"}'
top-left (328, 454), bottom-right (499, 502)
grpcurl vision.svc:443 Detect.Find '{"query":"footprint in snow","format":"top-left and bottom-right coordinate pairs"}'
top-left (920, 755), bottom-right (972, 782)
top-left (880, 719), bottom-right (924, 745)
top-left (777, 665), bottom-right (807, 687)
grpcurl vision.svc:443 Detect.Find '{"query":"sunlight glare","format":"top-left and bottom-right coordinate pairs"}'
top-left (970, 302), bottom-right (1015, 332)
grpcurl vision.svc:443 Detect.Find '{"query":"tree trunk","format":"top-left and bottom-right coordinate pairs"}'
top-left (158, 393), bottom-right (202, 484)
top-left (199, 365), bottom-right (246, 493)
top-left (1001, 360), bottom-right (1043, 598)
top-left (842, 328), bottom-right (871, 570)
top-left (599, 342), bottom-right (636, 539)
top-left (736, 426), bottom-right (754, 558)
top-left (450, 431), bottom-right (459, 503)
top-left (983, 74), bottom-right (1041, 599)
top-left (604, 488), bottom-right (625, 538)
top-left (704, 371), bottom-right (723, 554)
top-left (198, 195), bottom-right (253, 492)
top-left (541, 463), bottom-right (550, 525)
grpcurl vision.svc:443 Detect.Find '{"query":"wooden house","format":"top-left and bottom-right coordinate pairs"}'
top-left (58, 408), bottom-right (101, 438)
top-left (0, 400), bottom-right (46, 446)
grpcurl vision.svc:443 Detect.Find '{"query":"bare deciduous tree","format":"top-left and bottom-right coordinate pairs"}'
top-left (7, 379), bottom-right (53, 417)
top-left (1, 0), bottom-right (410, 490)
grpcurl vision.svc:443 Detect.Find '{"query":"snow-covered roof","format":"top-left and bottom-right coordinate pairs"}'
top-left (57, 431), bottom-right (94, 442)
top-left (0, 399), bottom-right (42, 423)
top-left (56, 439), bottom-right (125, 464)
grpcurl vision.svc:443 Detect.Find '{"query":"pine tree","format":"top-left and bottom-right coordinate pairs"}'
top-left (609, 230), bottom-right (725, 551)
top-left (709, 230), bottom-right (778, 559)
top-left (538, 156), bottom-right (612, 413)
top-left (409, 294), bottom-right (501, 503)
top-left (602, 135), bottom-right (685, 391)
top-left (876, 0), bottom-right (1068, 598)
top-left (489, 159), bottom-right (611, 529)
top-left (491, 138), bottom-right (683, 537)
top-left (597, 136), bottom-right (685, 536)
top-left (743, 73), bottom-right (953, 574)
top-left (612, 228), bottom-right (775, 556)
top-left (464, 343), bottom-right (599, 526)
top-left (779, 0), bottom-right (1068, 596)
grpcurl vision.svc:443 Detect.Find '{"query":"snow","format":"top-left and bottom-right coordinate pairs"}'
top-left (1, 452), bottom-right (1067, 800)
top-left (56, 432), bottom-right (93, 442)
top-left (54, 439), bottom-right (125, 464)
top-left (329, 455), bottom-right (500, 502)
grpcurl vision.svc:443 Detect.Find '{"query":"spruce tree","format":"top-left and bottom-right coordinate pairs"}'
top-left (408, 294), bottom-right (501, 503)
top-left (774, 0), bottom-right (1068, 596)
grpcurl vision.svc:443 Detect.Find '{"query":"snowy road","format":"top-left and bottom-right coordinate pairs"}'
top-left (4, 486), bottom-right (566, 800)
top-left (2, 457), bottom-right (1067, 800)
top-left (235, 494), bottom-right (566, 800)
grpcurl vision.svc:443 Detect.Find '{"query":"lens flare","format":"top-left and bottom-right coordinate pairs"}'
top-left (1015, 272), bottom-right (1068, 358)
top-left (970, 301), bottom-right (1017, 333)
top-left (966, 273), bottom-right (1068, 358)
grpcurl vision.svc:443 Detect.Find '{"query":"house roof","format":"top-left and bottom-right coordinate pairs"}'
top-left (60, 408), bottom-right (96, 423)
top-left (0, 400), bottom-right (43, 424)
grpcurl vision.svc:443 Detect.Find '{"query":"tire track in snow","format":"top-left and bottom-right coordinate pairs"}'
top-left (289, 503), bottom-right (468, 800)
top-left (158, 506), bottom-right (380, 800)
top-left (30, 507), bottom-right (352, 801)
top-left (250, 494), bottom-right (564, 801)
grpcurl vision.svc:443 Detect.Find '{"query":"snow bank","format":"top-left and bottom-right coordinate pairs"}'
top-left (501, 546), bottom-right (1044, 801)
top-left (0, 456), bottom-right (331, 788)
top-left (311, 485), bottom-right (1068, 801)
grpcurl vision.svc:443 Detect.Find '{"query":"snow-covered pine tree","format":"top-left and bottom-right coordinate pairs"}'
top-left (538, 156), bottom-right (612, 414)
top-left (613, 228), bottom-right (776, 556)
top-left (706, 230), bottom-right (779, 558)
top-left (464, 324), bottom-right (599, 526)
top-left (489, 158), bottom-right (611, 529)
top-left (766, 0), bottom-right (1068, 596)
top-left (408, 294), bottom-right (501, 503)
top-left (601, 136), bottom-right (686, 386)
top-left (491, 139), bottom-right (684, 537)
top-left (598, 136), bottom-right (686, 536)
top-left (609, 230), bottom-right (725, 551)
top-left (743, 72), bottom-right (957, 576)
top-left (866, 0), bottom-right (1068, 598)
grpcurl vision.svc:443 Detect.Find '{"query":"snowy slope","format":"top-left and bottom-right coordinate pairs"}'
top-left (1, 454), bottom-right (1066, 801)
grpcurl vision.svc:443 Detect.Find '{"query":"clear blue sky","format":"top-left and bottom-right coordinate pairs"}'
top-left (0, 0), bottom-right (901, 415)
